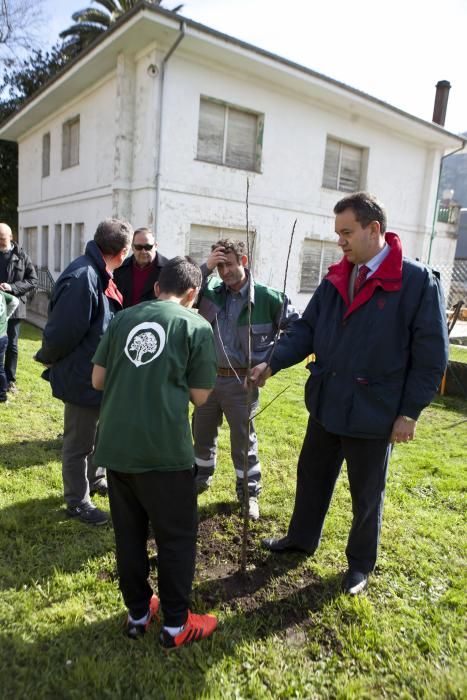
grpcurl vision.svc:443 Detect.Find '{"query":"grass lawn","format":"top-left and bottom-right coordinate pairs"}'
top-left (449, 344), bottom-right (467, 363)
top-left (1, 323), bottom-right (466, 699)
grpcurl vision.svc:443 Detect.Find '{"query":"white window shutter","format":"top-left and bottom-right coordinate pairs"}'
top-left (225, 108), bottom-right (257, 170)
top-left (322, 241), bottom-right (342, 276)
top-left (339, 143), bottom-right (362, 192)
top-left (197, 99), bottom-right (225, 164)
top-left (300, 241), bottom-right (323, 293)
top-left (42, 133), bottom-right (50, 177)
top-left (69, 119), bottom-right (80, 167)
top-left (322, 138), bottom-right (340, 189)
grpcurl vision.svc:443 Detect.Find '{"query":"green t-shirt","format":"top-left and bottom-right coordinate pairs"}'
top-left (92, 299), bottom-right (217, 473)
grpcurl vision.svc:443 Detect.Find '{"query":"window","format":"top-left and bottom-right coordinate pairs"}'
top-left (73, 223), bottom-right (85, 258)
top-left (322, 137), bottom-right (364, 192)
top-left (41, 226), bottom-right (49, 268)
top-left (300, 239), bottom-right (342, 293)
top-left (42, 133), bottom-right (50, 177)
top-left (189, 225), bottom-right (256, 273)
top-left (54, 224), bottom-right (62, 272)
top-left (197, 97), bottom-right (263, 172)
top-left (62, 116), bottom-right (80, 169)
top-left (23, 227), bottom-right (38, 265)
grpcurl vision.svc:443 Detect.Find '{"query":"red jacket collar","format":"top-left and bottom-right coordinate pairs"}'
top-left (325, 232), bottom-right (403, 318)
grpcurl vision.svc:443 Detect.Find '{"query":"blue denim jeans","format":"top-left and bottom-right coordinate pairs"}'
top-left (0, 334), bottom-right (8, 401)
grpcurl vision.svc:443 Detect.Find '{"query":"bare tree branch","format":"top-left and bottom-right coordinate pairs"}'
top-left (0, 0), bottom-right (46, 61)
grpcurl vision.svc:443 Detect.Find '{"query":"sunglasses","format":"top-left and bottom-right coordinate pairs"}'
top-left (133, 244), bottom-right (154, 251)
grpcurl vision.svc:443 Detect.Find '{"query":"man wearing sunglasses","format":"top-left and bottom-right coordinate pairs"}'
top-left (114, 228), bottom-right (168, 308)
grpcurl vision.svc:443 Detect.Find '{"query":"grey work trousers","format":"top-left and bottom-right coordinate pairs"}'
top-left (192, 376), bottom-right (261, 498)
top-left (62, 402), bottom-right (106, 507)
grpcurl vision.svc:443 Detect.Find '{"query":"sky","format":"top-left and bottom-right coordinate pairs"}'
top-left (39, 0), bottom-right (467, 135)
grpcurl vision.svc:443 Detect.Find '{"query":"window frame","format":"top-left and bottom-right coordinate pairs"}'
top-left (61, 116), bottom-right (80, 170)
top-left (196, 96), bottom-right (264, 173)
top-left (322, 136), bottom-right (366, 193)
top-left (188, 224), bottom-right (256, 275)
top-left (299, 238), bottom-right (342, 294)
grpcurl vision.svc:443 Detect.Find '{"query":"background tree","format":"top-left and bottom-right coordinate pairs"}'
top-left (60, 0), bottom-right (183, 56)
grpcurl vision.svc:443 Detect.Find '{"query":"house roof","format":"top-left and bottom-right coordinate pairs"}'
top-left (0, 0), bottom-right (464, 150)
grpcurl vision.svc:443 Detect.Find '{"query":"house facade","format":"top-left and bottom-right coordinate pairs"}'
top-left (0, 3), bottom-right (464, 311)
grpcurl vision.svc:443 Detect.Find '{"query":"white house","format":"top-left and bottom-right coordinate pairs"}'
top-left (0, 2), bottom-right (464, 311)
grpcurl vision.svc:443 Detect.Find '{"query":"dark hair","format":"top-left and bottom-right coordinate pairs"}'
top-left (333, 192), bottom-right (387, 234)
top-left (132, 227), bottom-right (154, 241)
top-left (94, 219), bottom-right (133, 255)
top-left (158, 256), bottom-right (202, 296)
top-left (212, 238), bottom-right (247, 262)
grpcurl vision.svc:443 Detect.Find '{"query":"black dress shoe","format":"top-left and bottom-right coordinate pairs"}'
top-left (262, 536), bottom-right (313, 554)
top-left (342, 569), bottom-right (368, 595)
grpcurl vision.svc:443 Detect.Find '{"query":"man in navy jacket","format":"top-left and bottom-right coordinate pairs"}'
top-left (35, 219), bottom-right (132, 526)
top-left (251, 192), bottom-right (448, 594)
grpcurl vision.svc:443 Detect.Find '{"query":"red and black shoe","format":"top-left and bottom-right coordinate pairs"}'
top-left (126, 594), bottom-right (160, 639)
top-left (159, 610), bottom-right (217, 649)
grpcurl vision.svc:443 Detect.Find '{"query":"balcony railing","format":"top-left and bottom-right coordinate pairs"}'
top-left (37, 266), bottom-right (56, 297)
top-left (438, 203), bottom-right (461, 224)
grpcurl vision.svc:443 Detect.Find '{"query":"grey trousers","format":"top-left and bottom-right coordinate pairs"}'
top-left (192, 376), bottom-right (261, 498)
top-left (62, 402), bottom-right (106, 507)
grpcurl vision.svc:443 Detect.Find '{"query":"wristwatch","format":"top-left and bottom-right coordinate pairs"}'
top-left (401, 415), bottom-right (416, 422)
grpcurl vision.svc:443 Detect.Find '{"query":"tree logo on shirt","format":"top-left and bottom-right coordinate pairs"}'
top-left (124, 322), bottom-right (166, 367)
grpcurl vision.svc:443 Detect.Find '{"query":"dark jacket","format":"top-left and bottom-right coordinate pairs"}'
top-left (36, 241), bottom-right (122, 407)
top-left (113, 252), bottom-right (169, 308)
top-left (270, 233), bottom-right (448, 439)
top-left (0, 244), bottom-right (38, 320)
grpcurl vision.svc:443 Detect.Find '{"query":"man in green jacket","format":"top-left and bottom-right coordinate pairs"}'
top-left (194, 239), bottom-right (299, 520)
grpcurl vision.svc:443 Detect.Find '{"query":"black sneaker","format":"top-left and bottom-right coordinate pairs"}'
top-left (7, 382), bottom-right (18, 394)
top-left (342, 569), bottom-right (368, 595)
top-left (66, 503), bottom-right (109, 526)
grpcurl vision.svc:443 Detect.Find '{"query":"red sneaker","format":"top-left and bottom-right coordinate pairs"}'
top-left (126, 594), bottom-right (160, 639)
top-left (159, 610), bottom-right (217, 649)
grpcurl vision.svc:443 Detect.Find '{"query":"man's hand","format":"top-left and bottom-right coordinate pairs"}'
top-left (250, 362), bottom-right (272, 387)
top-left (0, 282), bottom-right (12, 292)
top-left (206, 246), bottom-right (227, 272)
top-left (390, 416), bottom-right (417, 444)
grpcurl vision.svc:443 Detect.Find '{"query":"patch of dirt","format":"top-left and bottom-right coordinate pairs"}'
top-left (193, 510), bottom-right (334, 634)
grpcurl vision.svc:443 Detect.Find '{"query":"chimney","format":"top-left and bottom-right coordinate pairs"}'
top-left (432, 80), bottom-right (451, 126)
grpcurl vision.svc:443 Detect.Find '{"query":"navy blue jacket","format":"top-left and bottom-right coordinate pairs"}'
top-left (270, 233), bottom-right (448, 439)
top-left (36, 241), bottom-right (122, 406)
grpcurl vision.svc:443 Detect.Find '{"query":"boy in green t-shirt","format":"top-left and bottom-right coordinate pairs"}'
top-left (0, 291), bottom-right (19, 402)
top-left (92, 257), bottom-right (218, 649)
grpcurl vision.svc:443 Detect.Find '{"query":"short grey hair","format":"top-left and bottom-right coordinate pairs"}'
top-left (94, 219), bottom-right (133, 255)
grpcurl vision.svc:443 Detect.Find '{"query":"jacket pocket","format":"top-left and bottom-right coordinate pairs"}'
top-left (347, 375), bottom-right (404, 436)
top-left (304, 366), bottom-right (324, 417)
top-left (251, 323), bottom-right (275, 352)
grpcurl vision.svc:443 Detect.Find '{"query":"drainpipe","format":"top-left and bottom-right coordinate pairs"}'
top-left (427, 142), bottom-right (465, 265)
top-left (154, 21), bottom-right (186, 236)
